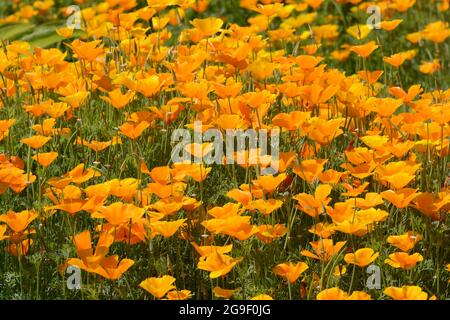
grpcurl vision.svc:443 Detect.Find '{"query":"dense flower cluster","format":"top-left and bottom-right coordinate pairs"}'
top-left (0, 0), bottom-right (448, 300)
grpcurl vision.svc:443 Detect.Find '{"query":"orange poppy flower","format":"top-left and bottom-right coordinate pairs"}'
top-left (226, 189), bottom-right (252, 206)
top-left (326, 201), bottom-right (355, 223)
top-left (357, 207), bottom-right (389, 224)
top-left (344, 248), bottom-right (379, 267)
top-left (333, 265), bottom-right (347, 277)
top-left (256, 224), bottom-right (288, 244)
top-left (350, 41), bottom-right (379, 58)
top-left (150, 219), bottom-right (186, 238)
top-left (135, 75), bottom-right (163, 97)
top-left (301, 239), bottom-right (346, 262)
top-left (390, 0), bottom-right (416, 13)
top-left (213, 81), bottom-right (242, 99)
top-left (213, 286), bottom-right (239, 299)
top-left (32, 152), bottom-right (58, 167)
top-left (348, 291), bottom-right (372, 300)
top-left (384, 252), bottom-right (423, 269)
top-left (387, 232), bottom-right (422, 251)
top-left (318, 169), bottom-right (344, 185)
top-left (92, 255), bottom-right (135, 280)
top-left (248, 199), bottom-right (283, 216)
top-left (333, 220), bottom-right (372, 237)
top-left (389, 84), bottom-right (422, 104)
top-left (355, 193), bottom-right (384, 209)
top-left (76, 138), bottom-right (114, 153)
top-left (21, 135), bottom-right (51, 149)
top-left (119, 121), bottom-right (150, 140)
top-left (202, 215), bottom-right (259, 241)
top-left (384, 286), bottom-right (429, 300)
top-left (376, 161), bottom-right (421, 188)
top-left (296, 55), bottom-right (322, 69)
top-left (43, 101), bottom-right (70, 119)
top-left (7, 239), bottom-right (33, 257)
top-left (250, 3), bottom-right (284, 17)
top-left (304, 0), bottom-right (324, 9)
top-left (341, 182), bottom-right (370, 197)
top-left (60, 91), bottom-right (90, 109)
top-left (380, 19), bottom-right (403, 31)
top-left (422, 21), bottom-right (450, 43)
top-left (293, 159), bottom-right (327, 184)
top-left (191, 243), bottom-right (233, 257)
top-left (341, 162), bottom-right (377, 179)
top-left (66, 230), bottom-right (132, 280)
top-left (381, 188), bottom-right (420, 209)
top-left (293, 184), bottom-right (332, 218)
top-left (197, 251), bottom-right (242, 278)
top-left (308, 223), bottom-right (335, 238)
top-left (140, 275), bottom-right (176, 299)
top-left (252, 173), bottom-right (286, 194)
top-left (46, 185), bottom-right (87, 216)
top-left (419, 59), bottom-right (441, 74)
top-left (273, 262), bottom-right (309, 283)
top-left (307, 118), bottom-right (344, 145)
top-left (383, 53), bottom-right (408, 67)
top-left (272, 111), bottom-right (310, 131)
top-left (347, 24), bottom-right (372, 40)
top-left (357, 70), bottom-right (383, 84)
top-left (180, 80), bottom-right (210, 101)
top-left (406, 31), bottom-right (422, 43)
top-left (0, 210), bottom-right (38, 233)
top-left (70, 39), bottom-right (104, 62)
top-left (100, 88), bottom-right (135, 109)
top-left (190, 17), bottom-right (223, 37)
top-left (367, 97), bottom-right (403, 117)
top-left (32, 118), bottom-right (56, 137)
top-left (166, 290), bottom-right (193, 300)
top-left (150, 198), bottom-right (183, 216)
top-left (413, 192), bottom-right (450, 220)
top-left (69, 231), bottom-right (113, 266)
top-left (92, 202), bottom-right (145, 226)
top-left (316, 287), bottom-right (348, 300)
top-left (0, 224), bottom-right (7, 241)
top-left (384, 140), bottom-right (415, 158)
top-left (317, 287), bottom-right (371, 300)
top-left (63, 164), bottom-right (101, 184)
top-left (216, 114), bottom-right (246, 130)
top-left (171, 163), bottom-right (211, 182)
top-left (208, 203), bottom-right (243, 219)
top-left (0, 119), bottom-right (15, 142)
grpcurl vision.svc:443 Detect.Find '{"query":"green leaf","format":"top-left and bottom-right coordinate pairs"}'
top-left (0, 23), bottom-right (36, 41)
top-left (28, 29), bottom-right (85, 48)
top-left (20, 21), bottom-right (64, 42)
top-left (28, 33), bottom-right (64, 48)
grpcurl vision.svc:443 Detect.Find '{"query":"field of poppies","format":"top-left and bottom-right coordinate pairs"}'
top-left (0, 0), bottom-right (448, 300)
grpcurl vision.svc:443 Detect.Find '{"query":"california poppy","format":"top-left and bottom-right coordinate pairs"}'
top-left (32, 152), bottom-right (58, 167)
top-left (350, 41), bottom-right (378, 58)
top-left (301, 239), bottom-right (346, 262)
top-left (384, 286), bottom-right (429, 300)
top-left (213, 286), bottom-right (239, 299)
top-left (387, 232), bottom-right (422, 251)
top-left (0, 210), bottom-right (38, 233)
top-left (140, 275), bottom-right (176, 299)
top-left (385, 252), bottom-right (423, 269)
top-left (21, 135), bottom-right (51, 149)
top-left (197, 251), bottom-right (242, 278)
top-left (294, 184), bottom-right (332, 218)
top-left (190, 17), bottom-right (223, 38)
top-left (273, 262), bottom-right (309, 283)
top-left (344, 248), bottom-right (379, 267)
